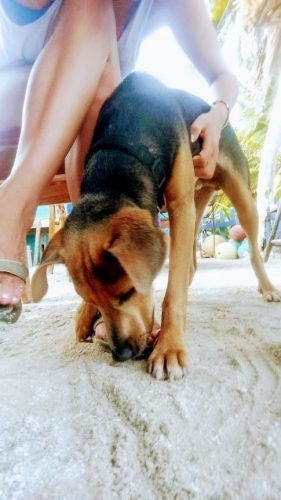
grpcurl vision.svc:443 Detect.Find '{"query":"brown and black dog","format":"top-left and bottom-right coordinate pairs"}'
top-left (31, 72), bottom-right (280, 380)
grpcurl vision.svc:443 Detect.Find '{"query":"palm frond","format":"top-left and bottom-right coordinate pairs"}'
top-left (243, 0), bottom-right (281, 28)
top-left (210, 0), bottom-right (229, 25)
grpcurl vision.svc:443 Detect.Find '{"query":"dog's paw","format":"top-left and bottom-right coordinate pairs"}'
top-left (75, 303), bottom-right (98, 342)
top-left (259, 287), bottom-right (281, 302)
top-left (76, 323), bottom-right (93, 342)
top-left (147, 342), bottom-right (187, 381)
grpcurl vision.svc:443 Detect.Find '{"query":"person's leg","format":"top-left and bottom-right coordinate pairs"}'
top-left (0, 0), bottom-right (118, 306)
top-left (0, 65), bottom-right (32, 178)
top-left (65, 39), bottom-right (121, 203)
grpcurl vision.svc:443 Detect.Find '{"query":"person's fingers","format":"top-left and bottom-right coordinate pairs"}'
top-left (191, 111), bottom-right (221, 179)
top-left (193, 145), bottom-right (217, 179)
top-left (193, 155), bottom-right (203, 177)
top-left (193, 156), bottom-right (215, 179)
top-left (95, 321), bottom-right (108, 340)
top-left (190, 115), bottom-right (206, 142)
top-left (198, 161), bottom-right (216, 179)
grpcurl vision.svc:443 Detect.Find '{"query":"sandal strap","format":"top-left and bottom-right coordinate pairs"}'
top-left (0, 259), bottom-right (28, 281)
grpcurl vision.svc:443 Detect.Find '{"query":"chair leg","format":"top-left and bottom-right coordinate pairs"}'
top-left (48, 205), bottom-right (56, 275)
top-left (49, 204), bottom-right (56, 239)
top-left (57, 203), bottom-right (67, 229)
top-left (33, 219), bottom-right (42, 266)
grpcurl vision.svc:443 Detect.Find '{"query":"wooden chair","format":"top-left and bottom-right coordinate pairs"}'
top-left (38, 173), bottom-right (70, 205)
top-left (32, 202), bottom-right (68, 266)
top-left (29, 174), bottom-right (70, 299)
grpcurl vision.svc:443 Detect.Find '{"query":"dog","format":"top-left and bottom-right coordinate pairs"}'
top-left (31, 72), bottom-right (281, 380)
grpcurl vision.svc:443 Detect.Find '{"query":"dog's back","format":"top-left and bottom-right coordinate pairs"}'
top-left (85, 72), bottom-right (249, 191)
top-left (32, 72), bottom-right (281, 381)
top-left (170, 86), bottom-right (249, 185)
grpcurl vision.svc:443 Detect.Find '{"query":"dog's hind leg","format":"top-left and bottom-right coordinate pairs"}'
top-left (220, 167), bottom-right (281, 302)
top-left (147, 138), bottom-right (196, 380)
top-left (191, 185), bottom-right (216, 283)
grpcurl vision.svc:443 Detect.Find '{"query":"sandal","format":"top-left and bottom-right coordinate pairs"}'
top-left (0, 259), bottom-right (28, 324)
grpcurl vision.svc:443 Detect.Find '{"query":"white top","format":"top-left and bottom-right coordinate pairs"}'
top-left (0, 0), bottom-right (154, 74)
top-left (118, 0), bottom-right (154, 76)
top-left (0, 0), bottom-right (63, 69)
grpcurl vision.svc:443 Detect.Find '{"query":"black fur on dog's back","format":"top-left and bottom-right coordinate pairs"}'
top-left (79, 72), bottom-right (248, 227)
top-left (171, 87), bottom-right (249, 185)
top-left (80, 73), bottom-right (202, 221)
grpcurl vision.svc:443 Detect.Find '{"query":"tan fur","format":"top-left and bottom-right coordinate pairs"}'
top-left (31, 137), bottom-right (281, 381)
top-left (32, 206), bottom-right (165, 358)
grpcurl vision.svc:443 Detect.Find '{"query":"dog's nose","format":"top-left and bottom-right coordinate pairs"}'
top-left (112, 341), bottom-right (136, 362)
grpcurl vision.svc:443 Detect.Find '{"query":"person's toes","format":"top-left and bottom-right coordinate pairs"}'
top-left (94, 321), bottom-right (108, 341)
top-left (0, 273), bottom-right (25, 304)
top-left (93, 319), bottom-right (161, 345)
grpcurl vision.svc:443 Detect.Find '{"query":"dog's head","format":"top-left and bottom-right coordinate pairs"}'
top-left (31, 204), bottom-right (166, 360)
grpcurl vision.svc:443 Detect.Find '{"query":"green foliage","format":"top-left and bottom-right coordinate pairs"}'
top-left (211, 91), bottom-right (268, 214)
top-left (236, 111), bottom-right (268, 198)
top-left (235, 81), bottom-right (281, 201)
top-left (274, 154), bottom-right (281, 200)
top-left (209, 0), bottom-right (281, 209)
top-left (209, 0), bottom-right (229, 26)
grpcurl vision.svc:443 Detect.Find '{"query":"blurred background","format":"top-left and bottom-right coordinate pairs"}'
top-left (135, 0), bottom-right (281, 218)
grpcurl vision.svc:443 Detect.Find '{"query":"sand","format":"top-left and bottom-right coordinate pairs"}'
top-left (1, 256), bottom-right (281, 499)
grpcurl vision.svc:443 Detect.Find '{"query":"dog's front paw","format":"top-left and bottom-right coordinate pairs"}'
top-left (76, 302), bottom-right (98, 342)
top-left (259, 286), bottom-right (281, 302)
top-left (147, 340), bottom-right (187, 381)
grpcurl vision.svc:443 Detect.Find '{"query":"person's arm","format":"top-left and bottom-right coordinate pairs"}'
top-left (65, 32), bottom-right (121, 203)
top-left (152, 0), bottom-right (238, 178)
top-left (173, 0), bottom-right (238, 178)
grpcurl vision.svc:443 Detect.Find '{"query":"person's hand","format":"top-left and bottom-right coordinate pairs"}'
top-left (190, 104), bottom-right (227, 179)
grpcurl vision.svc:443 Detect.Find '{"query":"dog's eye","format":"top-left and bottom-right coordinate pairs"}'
top-left (117, 287), bottom-right (136, 305)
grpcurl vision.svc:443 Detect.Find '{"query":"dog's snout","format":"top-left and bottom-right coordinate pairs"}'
top-left (112, 341), bottom-right (137, 362)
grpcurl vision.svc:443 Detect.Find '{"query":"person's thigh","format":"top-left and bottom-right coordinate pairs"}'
top-left (0, 65), bottom-right (32, 178)
top-left (0, 65), bottom-right (31, 134)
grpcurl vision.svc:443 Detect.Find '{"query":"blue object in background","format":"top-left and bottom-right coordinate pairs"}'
top-left (27, 204), bottom-right (73, 263)
top-left (35, 206), bottom-right (49, 218)
top-left (238, 238), bottom-right (249, 258)
top-left (265, 203), bottom-right (281, 242)
top-left (66, 203), bottom-right (73, 215)
top-left (200, 207), bottom-right (238, 239)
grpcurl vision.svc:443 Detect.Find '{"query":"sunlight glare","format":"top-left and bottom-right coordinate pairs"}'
top-left (135, 26), bottom-right (242, 127)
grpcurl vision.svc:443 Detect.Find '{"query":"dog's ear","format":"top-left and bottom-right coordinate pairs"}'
top-left (31, 228), bottom-right (65, 302)
top-left (107, 208), bottom-right (166, 294)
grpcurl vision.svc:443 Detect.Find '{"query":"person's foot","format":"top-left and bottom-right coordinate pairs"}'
top-left (93, 316), bottom-right (107, 341)
top-left (0, 272), bottom-right (25, 305)
top-left (94, 317), bottom-right (161, 346)
top-left (0, 188), bottom-right (35, 306)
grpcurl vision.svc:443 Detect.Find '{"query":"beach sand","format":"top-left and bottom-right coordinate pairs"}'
top-left (1, 256), bottom-right (281, 499)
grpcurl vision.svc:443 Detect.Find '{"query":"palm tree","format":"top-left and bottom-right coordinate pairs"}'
top-left (210, 0), bottom-right (281, 245)
top-left (243, 1), bottom-right (281, 243)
